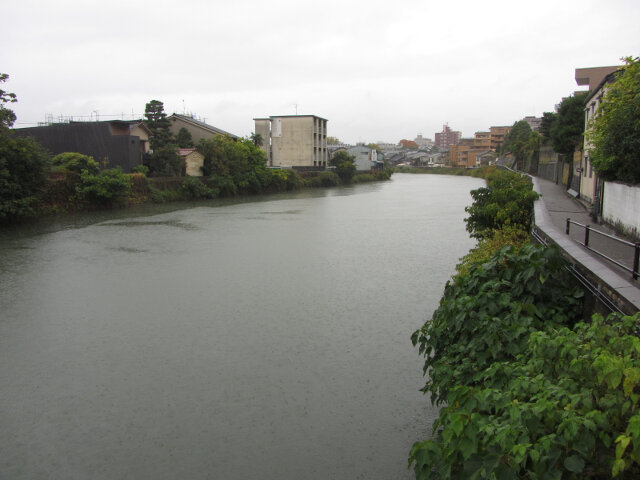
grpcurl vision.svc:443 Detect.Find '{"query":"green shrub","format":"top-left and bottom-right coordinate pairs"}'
top-left (353, 173), bottom-right (374, 183)
top-left (52, 152), bottom-right (99, 175)
top-left (312, 171), bottom-right (339, 187)
top-left (208, 174), bottom-right (237, 197)
top-left (464, 170), bottom-right (539, 240)
top-left (132, 164), bottom-right (149, 175)
top-left (74, 168), bottom-right (132, 207)
top-left (181, 176), bottom-right (217, 199)
top-left (455, 226), bottom-right (531, 279)
top-left (411, 311), bottom-right (640, 480)
top-left (410, 243), bottom-right (591, 479)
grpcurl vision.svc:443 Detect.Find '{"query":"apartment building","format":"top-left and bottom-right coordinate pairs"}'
top-left (474, 131), bottom-right (491, 150)
top-left (435, 124), bottom-right (461, 149)
top-left (254, 115), bottom-right (328, 168)
top-left (489, 126), bottom-right (511, 151)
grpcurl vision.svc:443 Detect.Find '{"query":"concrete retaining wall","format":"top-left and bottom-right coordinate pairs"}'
top-left (603, 182), bottom-right (640, 237)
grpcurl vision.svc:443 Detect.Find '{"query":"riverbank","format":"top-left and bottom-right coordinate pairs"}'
top-left (4, 167), bottom-right (393, 225)
top-left (409, 168), bottom-right (640, 479)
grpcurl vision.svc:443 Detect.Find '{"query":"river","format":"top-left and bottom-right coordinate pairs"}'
top-left (0, 173), bottom-right (483, 479)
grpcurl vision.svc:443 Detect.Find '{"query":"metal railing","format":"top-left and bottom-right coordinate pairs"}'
top-left (566, 218), bottom-right (640, 280)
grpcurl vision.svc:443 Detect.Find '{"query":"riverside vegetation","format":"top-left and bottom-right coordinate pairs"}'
top-left (410, 168), bottom-right (640, 479)
top-left (0, 88), bottom-right (391, 223)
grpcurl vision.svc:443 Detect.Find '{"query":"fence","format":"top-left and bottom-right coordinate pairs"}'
top-left (566, 218), bottom-right (640, 280)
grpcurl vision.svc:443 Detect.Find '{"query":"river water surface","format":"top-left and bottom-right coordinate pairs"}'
top-left (0, 173), bottom-right (482, 479)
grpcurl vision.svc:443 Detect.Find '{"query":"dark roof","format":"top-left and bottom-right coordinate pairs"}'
top-left (169, 114), bottom-right (238, 139)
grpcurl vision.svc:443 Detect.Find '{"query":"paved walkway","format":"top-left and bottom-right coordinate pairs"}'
top-left (532, 175), bottom-right (640, 314)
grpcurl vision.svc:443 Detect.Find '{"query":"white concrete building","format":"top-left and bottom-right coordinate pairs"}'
top-left (254, 115), bottom-right (328, 168)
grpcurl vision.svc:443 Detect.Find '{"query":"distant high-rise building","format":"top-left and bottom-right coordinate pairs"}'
top-left (414, 134), bottom-right (434, 148)
top-left (435, 124), bottom-right (461, 149)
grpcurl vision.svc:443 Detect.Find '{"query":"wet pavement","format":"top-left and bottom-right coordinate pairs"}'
top-left (532, 175), bottom-right (640, 313)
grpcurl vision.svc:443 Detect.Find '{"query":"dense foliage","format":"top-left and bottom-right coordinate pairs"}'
top-left (175, 127), bottom-right (194, 148)
top-left (464, 169), bottom-right (539, 240)
top-left (74, 168), bottom-right (132, 207)
top-left (52, 152), bottom-right (99, 175)
top-left (410, 162), bottom-right (640, 479)
top-left (411, 307), bottom-right (640, 479)
top-left (330, 150), bottom-right (357, 184)
top-left (500, 121), bottom-right (540, 171)
top-left (144, 99), bottom-right (173, 151)
top-left (588, 57), bottom-right (640, 184)
top-left (549, 92), bottom-right (588, 156)
top-left (0, 74), bottom-right (51, 222)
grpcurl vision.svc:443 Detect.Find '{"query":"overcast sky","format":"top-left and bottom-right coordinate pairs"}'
top-left (2, 0), bottom-right (639, 145)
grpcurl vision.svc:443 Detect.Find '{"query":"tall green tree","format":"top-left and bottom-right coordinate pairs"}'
top-left (500, 120), bottom-right (539, 170)
top-left (144, 100), bottom-right (173, 150)
top-left (588, 57), bottom-right (640, 183)
top-left (538, 111), bottom-right (557, 142)
top-left (549, 92), bottom-right (588, 156)
top-left (326, 136), bottom-right (341, 145)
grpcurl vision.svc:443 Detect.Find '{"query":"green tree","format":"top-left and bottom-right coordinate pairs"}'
top-left (144, 100), bottom-right (173, 150)
top-left (330, 150), bottom-right (356, 184)
top-left (549, 92), bottom-right (588, 156)
top-left (539, 111), bottom-right (557, 142)
top-left (197, 135), bottom-right (268, 193)
top-left (588, 57), bottom-right (640, 183)
top-left (500, 120), bottom-right (536, 170)
top-left (0, 73), bottom-right (17, 129)
top-left (464, 169), bottom-right (539, 239)
top-left (0, 75), bottom-right (50, 221)
top-left (326, 136), bottom-right (341, 145)
top-left (175, 127), bottom-right (194, 148)
top-left (250, 132), bottom-right (263, 147)
top-left (52, 152), bottom-right (100, 174)
top-left (148, 144), bottom-right (183, 177)
top-left (366, 143), bottom-right (381, 153)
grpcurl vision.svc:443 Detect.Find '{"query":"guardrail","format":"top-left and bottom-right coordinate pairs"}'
top-left (566, 218), bottom-right (640, 280)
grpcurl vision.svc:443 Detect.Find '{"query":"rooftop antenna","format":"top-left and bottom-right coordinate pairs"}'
top-left (182, 99), bottom-right (186, 114)
top-left (294, 103), bottom-right (298, 115)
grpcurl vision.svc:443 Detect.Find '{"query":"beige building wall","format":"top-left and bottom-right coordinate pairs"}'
top-left (254, 118), bottom-right (272, 165)
top-left (184, 151), bottom-right (205, 176)
top-left (255, 115), bottom-right (328, 168)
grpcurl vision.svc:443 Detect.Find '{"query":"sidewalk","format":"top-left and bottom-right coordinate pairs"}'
top-left (531, 175), bottom-right (640, 314)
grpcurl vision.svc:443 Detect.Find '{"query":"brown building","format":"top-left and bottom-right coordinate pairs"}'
top-left (474, 131), bottom-right (491, 150)
top-left (489, 126), bottom-right (511, 151)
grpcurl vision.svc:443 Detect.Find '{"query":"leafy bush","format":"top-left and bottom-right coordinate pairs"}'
top-left (464, 170), bottom-right (539, 239)
top-left (51, 152), bottom-right (99, 175)
top-left (0, 133), bottom-right (50, 221)
top-left (312, 171), bottom-right (339, 187)
top-left (132, 164), bottom-right (149, 175)
top-left (181, 176), bottom-right (217, 200)
top-left (411, 310), bottom-right (640, 480)
top-left (455, 226), bottom-right (531, 279)
top-left (412, 243), bottom-right (583, 405)
top-left (74, 168), bottom-right (132, 207)
top-left (353, 173), bottom-right (374, 183)
top-left (410, 243), bottom-right (592, 479)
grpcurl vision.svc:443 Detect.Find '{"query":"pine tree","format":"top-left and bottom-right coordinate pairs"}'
top-left (144, 100), bottom-right (172, 151)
